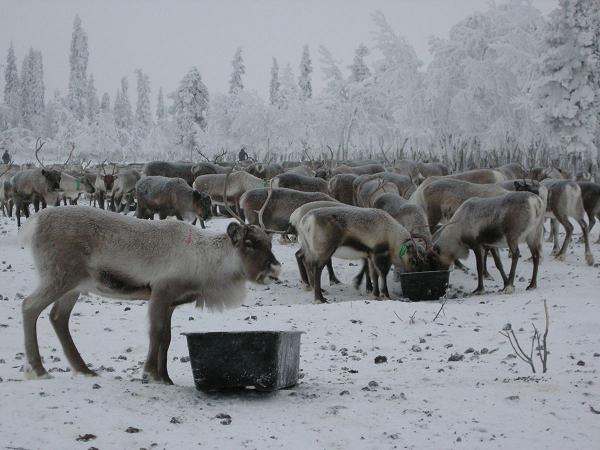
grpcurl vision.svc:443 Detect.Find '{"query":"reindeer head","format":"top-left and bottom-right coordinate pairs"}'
top-left (513, 180), bottom-right (540, 196)
top-left (192, 190), bottom-right (212, 221)
top-left (226, 223), bottom-right (281, 285)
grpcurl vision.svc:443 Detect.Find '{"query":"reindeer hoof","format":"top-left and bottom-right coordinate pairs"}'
top-left (329, 278), bottom-right (342, 286)
top-left (501, 285), bottom-right (515, 294)
top-left (471, 288), bottom-right (485, 296)
top-left (483, 272), bottom-right (494, 281)
top-left (555, 254), bottom-right (566, 262)
top-left (313, 297), bottom-right (329, 304)
top-left (24, 366), bottom-right (52, 380)
top-left (75, 368), bottom-right (98, 377)
top-left (585, 254), bottom-right (594, 266)
top-left (526, 283), bottom-right (537, 291)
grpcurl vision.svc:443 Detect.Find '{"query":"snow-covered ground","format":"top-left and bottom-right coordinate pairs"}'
top-left (1, 211), bottom-right (599, 450)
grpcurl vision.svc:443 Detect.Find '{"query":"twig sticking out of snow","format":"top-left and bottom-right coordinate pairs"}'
top-left (499, 299), bottom-right (549, 374)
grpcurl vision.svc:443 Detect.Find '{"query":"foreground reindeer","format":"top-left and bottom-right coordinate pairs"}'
top-left (136, 176), bottom-right (212, 227)
top-left (432, 191), bottom-right (545, 294)
top-left (296, 206), bottom-right (428, 302)
top-left (19, 206), bottom-right (281, 383)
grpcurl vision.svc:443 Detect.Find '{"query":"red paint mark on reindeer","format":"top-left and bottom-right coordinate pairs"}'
top-left (184, 229), bottom-right (193, 245)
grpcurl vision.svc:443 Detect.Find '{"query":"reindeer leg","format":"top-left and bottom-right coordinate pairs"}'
top-left (295, 249), bottom-right (310, 290)
top-left (368, 258), bottom-right (380, 298)
top-left (502, 241), bottom-right (520, 294)
top-left (454, 259), bottom-right (469, 273)
top-left (143, 294), bottom-right (172, 383)
top-left (49, 291), bottom-right (96, 377)
top-left (326, 259), bottom-right (341, 285)
top-left (490, 248), bottom-right (508, 285)
top-left (157, 306), bottom-right (176, 385)
top-left (313, 263), bottom-right (328, 303)
top-left (482, 248), bottom-right (493, 280)
top-left (526, 236), bottom-right (541, 290)
top-left (471, 246), bottom-right (485, 295)
top-left (22, 283), bottom-right (73, 379)
top-left (555, 214), bottom-right (572, 261)
top-left (545, 218), bottom-right (554, 243)
top-left (15, 200), bottom-right (21, 227)
top-left (550, 218), bottom-right (561, 255)
top-left (577, 218), bottom-right (594, 265)
top-left (373, 252), bottom-right (391, 299)
top-left (352, 259), bottom-right (367, 290)
top-left (33, 197), bottom-right (40, 212)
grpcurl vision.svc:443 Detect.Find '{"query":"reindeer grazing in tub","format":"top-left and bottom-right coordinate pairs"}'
top-left (18, 171), bottom-right (281, 384)
top-left (295, 204), bottom-right (429, 303)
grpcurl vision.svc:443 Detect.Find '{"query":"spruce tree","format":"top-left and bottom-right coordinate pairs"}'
top-left (170, 67), bottom-right (209, 152)
top-left (4, 42), bottom-right (20, 125)
top-left (135, 69), bottom-right (152, 129)
top-left (67, 15), bottom-right (89, 120)
top-left (100, 92), bottom-right (110, 112)
top-left (86, 74), bottom-right (99, 119)
top-left (535, 0), bottom-right (598, 155)
top-left (298, 45), bottom-right (312, 99)
top-left (156, 87), bottom-right (165, 121)
top-left (20, 48), bottom-right (44, 128)
top-left (229, 47), bottom-right (245, 95)
top-left (269, 57), bottom-right (280, 106)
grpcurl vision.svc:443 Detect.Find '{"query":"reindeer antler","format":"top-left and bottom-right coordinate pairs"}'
top-left (34, 138), bottom-right (47, 169)
top-left (63, 142), bottom-right (75, 168)
top-left (255, 179), bottom-right (287, 234)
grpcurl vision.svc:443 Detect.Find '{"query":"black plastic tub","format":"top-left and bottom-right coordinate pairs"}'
top-left (183, 331), bottom-right (302, 392)
top-left (399, 270), bottom-right (450, 301)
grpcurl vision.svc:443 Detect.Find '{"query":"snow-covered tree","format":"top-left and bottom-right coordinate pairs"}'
top-left (156, 87), bottom-right (165, 121)
top-left (3, 42), bottom-right (20, 126)
top-left (86, 74), bottom-right (99, 119)
top-left (100, 92), bottom-right (110, 112)
top-left (67, 15), bottom-right (89, 120)
top-left (229, 47), bottom-right (245, 95)
top-left (298, 45), bottom-right (312, 99)
top-left (170, 66), bottom-right (209, 154)
top-left (279, 64), bottom-right (298, 109)
top-left (349, 44), bottom-right (371, 83)
top-left (135, 69), bottom-right (152, 129)
top-left (20, 48), bottom-right (45, 129)
top-left (269, 58), bottom-right (280, 106)
top-left (535, 0), bottom-right (599, 156)
top-left (114, 77), bottom-right (132, 130)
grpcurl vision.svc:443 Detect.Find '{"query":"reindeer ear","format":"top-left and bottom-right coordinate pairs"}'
top-left (192, 190), bottom-right (201, 199)
top-left (41, 169), bottom-right (47, 176)
top-left (226, 222), bottom-right (244, 247)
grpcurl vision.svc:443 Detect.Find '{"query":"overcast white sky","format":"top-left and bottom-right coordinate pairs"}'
top-left (1, 0), bottom-right (557, 103)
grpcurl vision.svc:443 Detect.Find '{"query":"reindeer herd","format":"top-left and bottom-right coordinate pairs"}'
top-left (2, 139), bottom-right (599, 383)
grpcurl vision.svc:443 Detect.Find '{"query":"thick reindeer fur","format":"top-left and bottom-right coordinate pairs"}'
top-left (193, 171), bottom-right (263, 218)
top-left (191, 162), bottom-right (228, 179)
top-left (332, 164), bottom-right (385, 176)
top-left (353, 172), bottom-right (416, 200)
top-left (355, 179), bottom-right (399, 207)
top-left (18, 206), bottom-right (281, 383)
top-left (143, 161), bottom-right (195, 185)
top-left (285, 165), bottom-right (316, 177)
top-left (409, 178), bottom-right (509, 232)
top-left (271, 172), bottom-right (329, 193)
top-left (497, 163), bottom-right (527, 180)
top-left (434, 192), bottom-right (545, 294)
top-left (327, 173), bottom-right (358, 204)
top-left (240, 187), bottom-right (335, 231)
top-left (288, 201), bottom-right (343, 288)
top-left (417, 162), bottom-right (449, 178)
top-left (136, 176), bottom-right (211, 225)
top-left (296, 206), bottom-right (425, 302)
top-left (446, 168), bottom-right (506, 184)
top-left (11, 168), bottom-right (62, 227)
top-left (541, 179), bottom-right (593, 265)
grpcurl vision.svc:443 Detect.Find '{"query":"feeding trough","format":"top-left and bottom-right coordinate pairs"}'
top-left (399, 270), bottom-right (450, 301)
top-left (183, 331), bottom-right (302, 391)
